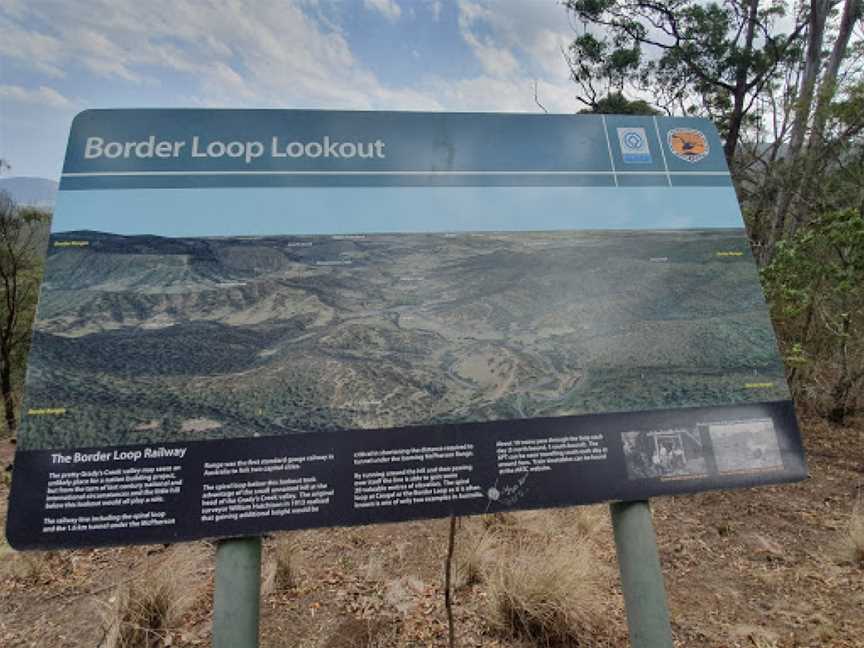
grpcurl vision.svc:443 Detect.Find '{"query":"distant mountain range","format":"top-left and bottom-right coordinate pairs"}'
top-left (0, 176), bottom-right (58, 208)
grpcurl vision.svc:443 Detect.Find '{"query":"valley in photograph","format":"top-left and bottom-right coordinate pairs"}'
top-left (20, 228), bottom-right (790, 450)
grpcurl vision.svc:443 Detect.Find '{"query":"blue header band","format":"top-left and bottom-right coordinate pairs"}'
top-left (60, 110), bottom-right (731, 190)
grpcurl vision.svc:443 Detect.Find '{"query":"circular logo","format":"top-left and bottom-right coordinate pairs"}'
top-left (622, 131), bottom-right (644, 150)
top-left (667, 128), bottom-right (709, 163)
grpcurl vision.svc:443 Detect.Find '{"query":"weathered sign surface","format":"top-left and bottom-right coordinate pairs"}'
top-left (6, 110), bottom-right (806, 549)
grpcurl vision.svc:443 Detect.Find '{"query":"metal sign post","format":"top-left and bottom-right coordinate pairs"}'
top-left (212, 536), bottom-right (263, 648)
top-left (610, 500), bottom-right (674, 647)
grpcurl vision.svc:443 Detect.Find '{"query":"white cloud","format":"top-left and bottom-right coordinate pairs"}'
top-left (458, 6), bottom-right (522, 80)
top-left (364, 0), bottom-right (402, 22)
top-left (1, 0), bottom-right (579, 113)
top-left (427, 0), bottom-right (443, 21)
top-left (457, 1), bottom-right (518, 77)
top-left (457, 0), bottom-right (573, 80)
top-left (0, 0), bottom-right (587, 178)
top-left (0, 84), bottom-right (74, 107)
top-left (0, 15), bottom-right (65, 77)
top-left (427, 76), bottom-right (573, 113)
top-left (0, 2), bottom-right (391, 109)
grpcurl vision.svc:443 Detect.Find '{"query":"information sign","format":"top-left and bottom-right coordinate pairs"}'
top-left (6, 110), bottom-right (806, 549)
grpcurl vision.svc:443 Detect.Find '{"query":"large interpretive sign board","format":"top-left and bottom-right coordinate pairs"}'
top-left (7, 110), bottom-right (806, 549)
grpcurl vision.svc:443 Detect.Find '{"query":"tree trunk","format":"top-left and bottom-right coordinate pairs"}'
top-left (827, 304), bottom-right (855, 424)
top-left (1, 347), bottom-right (17, 435)
top-left (788, 0), bottom-right (831, 156)
top-left (724, 0), bottom-right (760, 162)
top-left (762, 0), bottom-right (831, 263)
top-left (793, 0), bottom-right (864, 234)
top-left (828, 378), bottom-right (853, 424)
top-left (808, 0), bottom-right (862, 150)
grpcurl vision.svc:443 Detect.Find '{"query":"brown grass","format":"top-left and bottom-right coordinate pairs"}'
top-left (454, 524), bottom-right (497, 591)
top-left (484, 539), bottom-right (616, 647)
top-left (849, 495), bottom-right (864, 566)
top-left (100, 553), bottom-right (199, 648)
top-left (0, 546), bottom-right (72, 583)
top-left (261, 533), bottom-right (304, 595)
top-left (273, 534), bottom-right (301, 591)
top-left (456, 508), bottom-right (621, 647)
top-left (320, 618), bottom-right (394, 648)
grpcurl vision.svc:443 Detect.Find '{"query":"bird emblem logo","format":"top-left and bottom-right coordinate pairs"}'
top-left (667, 128), bottom-right (709, 163)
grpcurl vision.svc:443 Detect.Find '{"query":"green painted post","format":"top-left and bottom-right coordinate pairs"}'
top-left (609, 500), bottom-right (674, 648)
top-left (212, 536), bottom-right (263, 648)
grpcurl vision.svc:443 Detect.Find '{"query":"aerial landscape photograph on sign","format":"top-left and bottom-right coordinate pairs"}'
top-left (20, 184), bottom-right (790, 451)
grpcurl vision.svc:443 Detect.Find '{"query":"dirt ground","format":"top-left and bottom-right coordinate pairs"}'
top-left (1, 415), bottom-right (861, 648)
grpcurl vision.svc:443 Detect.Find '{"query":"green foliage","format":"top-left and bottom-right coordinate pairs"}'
top-left (577, 92), bottom-right (659, 115)
top-left (564, 0), bottom-right (803, 156)
top-left (762, 209), bottom-right (864, 422)
top-left (562, 0), bottom-right (864, 424)
top-left (0, 192), bottom-right (49, 436)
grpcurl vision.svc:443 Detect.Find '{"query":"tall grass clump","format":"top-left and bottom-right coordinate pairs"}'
top-left (101, 564), bottom-right (191, 648)
top-left (272, 534), bottom-right (301, 591)
top-left (457, 508), bottom-right (620, 647)
top-left (484, 538), bottom-right (614, 646)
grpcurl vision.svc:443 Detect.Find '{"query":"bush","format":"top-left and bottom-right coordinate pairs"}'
top-left (762, 209), bottom-right (864, 423)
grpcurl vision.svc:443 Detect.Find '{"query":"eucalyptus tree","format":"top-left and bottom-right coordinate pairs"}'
top-left (0, 192), bottom-right (49, 435)
top-left (563, 0), bottom-right (807, 160)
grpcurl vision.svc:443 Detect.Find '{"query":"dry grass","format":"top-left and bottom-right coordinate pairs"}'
top-left (748, 636), bottom-right (780, 648)
top-left (484, 539), bottom-right (616, 647)
top-left (18, 551), bottom-right (56, 581)
top-left (454, 524), bottom-right (497, 591)
top-left (100, 553), bottom-right (199, 648)
top-left (0, 546), bottom-right (72, 583)
top-left (262, 533), bottom-right (303, 595)
top-left (849, 495), bottom-right (864, 566)
top-left (456, 508), bottom-right (621, 647)
top-left (273, 534), bottom-right (301, 590)
top-left (319, 618), bottom-right (396, 648)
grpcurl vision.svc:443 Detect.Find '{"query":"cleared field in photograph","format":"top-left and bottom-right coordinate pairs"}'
top-left (709, 419), bottom-right (784, 473)
top-left (20, 229), bottom-right (790, 450)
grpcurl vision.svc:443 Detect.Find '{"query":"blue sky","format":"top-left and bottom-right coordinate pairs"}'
top-left (53, 186), bottom-right (745, 236)
top-left (1, 1), bottom-right (583, 180)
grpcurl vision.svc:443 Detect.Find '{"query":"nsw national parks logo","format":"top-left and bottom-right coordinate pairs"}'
top-left (667, 128), bottom-right (709, 163)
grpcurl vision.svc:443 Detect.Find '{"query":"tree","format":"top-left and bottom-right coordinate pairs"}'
top-left (796, 0), bottom-right (864, 222)
top-left (564, 0), bottom-right (807, 160)
top-left (0, 192), bottom-right (49, 436)
top-left (765, 0), bottom-right (864, 260)
top-left (560, 1), bottom-right (864, 426)
top-left (576, 91), bottom-right (661, 114)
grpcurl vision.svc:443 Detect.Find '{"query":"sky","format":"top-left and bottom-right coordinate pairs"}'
top-left (0, 0), bottom-right (588, 180)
